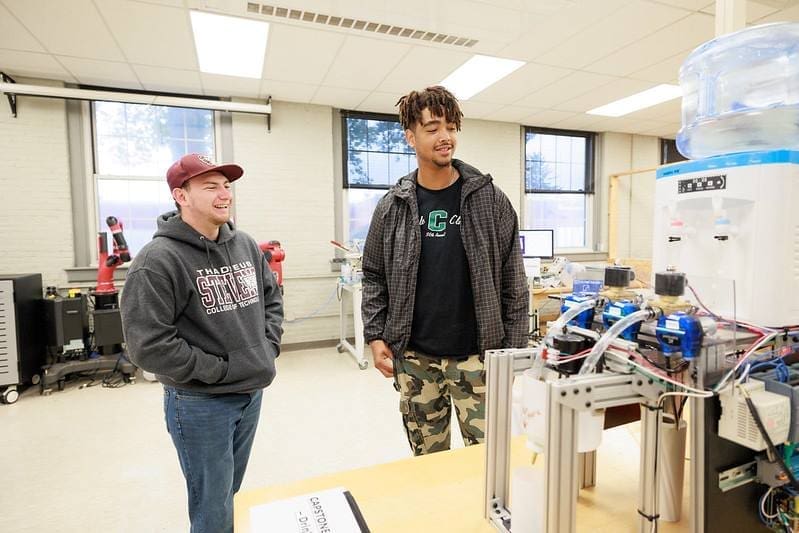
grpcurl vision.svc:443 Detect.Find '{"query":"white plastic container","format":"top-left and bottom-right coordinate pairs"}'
top-left (519, 370), bottom-right (605, 453)
top-left (677, 22), bottom-right (799, 159)
top-left (512, 466), bottom-right (546, 533)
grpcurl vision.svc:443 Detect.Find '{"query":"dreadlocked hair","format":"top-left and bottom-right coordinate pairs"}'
top-left (396, 86), bottom-right (463, 131)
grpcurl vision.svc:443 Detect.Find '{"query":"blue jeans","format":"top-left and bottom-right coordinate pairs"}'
top-left (163, 386), bottom-right (263, 533)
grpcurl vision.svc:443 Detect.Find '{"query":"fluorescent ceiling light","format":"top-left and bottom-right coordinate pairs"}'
top-left (586, 84), bottom-right (682, 117)
top-left (440, 55), bottom-right (525, 100)
top-left (190, 11), bottom-right (269, 79)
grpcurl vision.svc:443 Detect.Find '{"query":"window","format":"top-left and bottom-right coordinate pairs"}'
top-left (92, 102), bottom-right (215, 255)
top-left (523, 127), bottom-right (595, 250)
top-left (342, 111), bottom-right (416, 241)
top-left (660, 138), bottom-right (687, 164)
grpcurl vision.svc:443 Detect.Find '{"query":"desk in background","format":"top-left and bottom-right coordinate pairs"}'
top-left (530, 285), bottom-right (572, 336)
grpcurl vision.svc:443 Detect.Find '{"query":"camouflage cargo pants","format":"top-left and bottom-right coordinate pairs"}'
top-left (396, 350), bottom-right (486, 456)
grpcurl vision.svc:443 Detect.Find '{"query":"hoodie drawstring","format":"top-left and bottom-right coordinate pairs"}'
top-left (200, 236), bottom-right (234, 269)
top-left (200, 236), bottom-right (212, 268)
top-left (223, 242), bottom-right (233, 268)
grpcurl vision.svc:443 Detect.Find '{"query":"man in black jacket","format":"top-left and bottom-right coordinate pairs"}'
top-left (361, 86), bottom-right (529, 455)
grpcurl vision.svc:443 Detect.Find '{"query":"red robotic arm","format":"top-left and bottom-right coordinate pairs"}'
top-left (96, 216), bottom-right (132, 295)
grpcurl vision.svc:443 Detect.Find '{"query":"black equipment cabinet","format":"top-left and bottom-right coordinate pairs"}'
top-left (0, 274), bottom-right (45, 404)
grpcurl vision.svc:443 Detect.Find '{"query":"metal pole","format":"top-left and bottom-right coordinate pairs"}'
top-left (690, 396), bottom-right (706, 533)
top-left (485, 350), bottom-right (514, 529)
top-left (638, 402), bottom-right (660, 532)
top-left (545, 381), bottom-right (579, 533)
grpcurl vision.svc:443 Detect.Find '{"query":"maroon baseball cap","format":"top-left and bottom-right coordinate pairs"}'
top-left (166, 153), bottom-right (244, 190)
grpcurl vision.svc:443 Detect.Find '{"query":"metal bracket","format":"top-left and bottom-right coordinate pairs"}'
top-left (266, 95), bottom-right (271, 132)
top-left (718, 460), bottom-right (757, 492)
top-left (1, 71), bottom-right (17, 117)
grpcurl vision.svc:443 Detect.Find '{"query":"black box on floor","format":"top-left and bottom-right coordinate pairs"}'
top-left (93, 308), bottom-right (124, 348)
top-left (43, 296), bottom-right (88, 349)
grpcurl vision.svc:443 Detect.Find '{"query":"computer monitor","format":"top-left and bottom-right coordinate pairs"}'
top-left (519, 229), bottom-right (554, 259)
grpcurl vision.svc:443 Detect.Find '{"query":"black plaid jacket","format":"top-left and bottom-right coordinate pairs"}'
top-left (361, 159), bottom-right (529, 359)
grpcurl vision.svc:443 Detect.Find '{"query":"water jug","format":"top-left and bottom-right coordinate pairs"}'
top-left (677, 22), bottom-right (799, 159)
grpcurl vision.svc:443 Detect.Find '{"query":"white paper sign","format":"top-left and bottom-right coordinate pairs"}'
top-left (249, 487), bottom-right (367, 533)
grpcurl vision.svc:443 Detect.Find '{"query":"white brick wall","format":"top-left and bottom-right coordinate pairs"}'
top-left (232, 101), bottom-right (339, 344)
top-left (598, 132), bottom-right (660, 260)
top-left (0, 95), bottom-right (73, 287)
top-left (458, 118), bottom-right (523, 214)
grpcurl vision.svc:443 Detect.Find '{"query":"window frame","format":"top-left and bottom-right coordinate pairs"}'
top-left (660, 137), bottom-right (687, 165)
top-left (524, 125), bottom-right (595, 194)
top-left (340, 110), bottom-right (418, 242)
top-left (340, 110), bottom-right (415, 191)
top-left (88, 101), bottom-right (220, 259)
top-left (522, 126), bottom-right (597, 253)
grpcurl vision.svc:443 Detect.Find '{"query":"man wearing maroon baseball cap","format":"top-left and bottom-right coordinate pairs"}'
top-left (121, 153), bottom-right (284, 533)
top-left (166, 152), bottom-right (244, 191)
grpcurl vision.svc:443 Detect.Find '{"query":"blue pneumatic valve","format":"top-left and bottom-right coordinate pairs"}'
top-left (602, 300), bottom-right (642, 341)
top-left (560, 294), bottom-right (596, 329)
top-left (655, 312), bottom-right (704, 359)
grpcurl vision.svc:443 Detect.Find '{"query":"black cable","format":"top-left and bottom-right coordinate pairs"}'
top-left (675, 395), bottom-right (686, 423)
top-left (743, 394), bottom-right (799, 492)
top-left (100, 355), bottom-right (129, 388)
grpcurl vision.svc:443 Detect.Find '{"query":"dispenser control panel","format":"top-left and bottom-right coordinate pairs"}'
top-left (678, 174), bottom-right (726, 194)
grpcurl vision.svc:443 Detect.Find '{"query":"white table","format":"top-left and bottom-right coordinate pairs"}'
top-left (336, 280), bottom-right (368, 370)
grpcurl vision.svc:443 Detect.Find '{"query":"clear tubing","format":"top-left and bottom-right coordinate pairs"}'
top-left (578, 309), bottom-right (655, 375)
top-left (544, 299), bottom-right (597, 347)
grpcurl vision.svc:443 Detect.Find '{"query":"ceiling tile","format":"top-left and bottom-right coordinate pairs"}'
top-left (497, 0), bottom-right (629, 60)
top-left (320, 35), bottom-right (410, 90)
top-left (515, 71), bottom-right (617, 108)
top-left (262, 23), bottom-right (346, 84)
top-left (654, 0), bottom-right (714, 10)
top-left (536, 1), bottom-right (687, 69)
top-left (752, 2), bottom-right (799, 22)
top-left (625, 98), bottom-right (683, 122)
top-left (129, 0), bottom-right (185, 6)
top-left (522, 109), bottom-right (577, 127)
top-left (553, 78), bottom-right (654, 113)
top-left (459, 100), bottom-right (506, 119)
top-left (640, 122), bottom-right (681, 138)
top-left (201, 73), bottom-right (261, 98)
top-left (594, 117), bottom-right (670, 134)
top-left (0, 3), bottom-right (45, 52)
top-left (94, 0), bottom-right (198, 69)
top-left (57, 56), bottom-right (142, 89)
top-left (549, 113), bottom-right (606, 132)
top-left (584, 13), bottom-right (713, 77)
top-left (133, 64), bottom-right (203, 94)
top-left (259, 79), bottom-right (318, 102)
top-left (0, 49), bottom-right (75, 81)
top-left (356, 91), bottom-right (401, 114)
top-left (702, 0), bottom-right (782, 22)
top-left (1, 0), bottom-right (784, 117)
top-left (3, 0), bottom-right (124, 61)
top-left (469, 62), bottom-right (573, 105)
top-left (376, 45), bottom-right (472, 94)
top-left (311, 86), bottom-right (370, 109)
top-left (428, 1), bottom-right (522, 41)
top-left (629, 52), bottom-right (688, 84)
top-left (489, 105), bottom-right (545, 123)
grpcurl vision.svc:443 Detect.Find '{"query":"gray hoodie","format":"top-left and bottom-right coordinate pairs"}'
top-left (120, 211), bottom-right (284, 394)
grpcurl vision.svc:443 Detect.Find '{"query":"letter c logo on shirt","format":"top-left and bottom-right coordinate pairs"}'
top-left (427, 210), bottom-right (447, 232)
